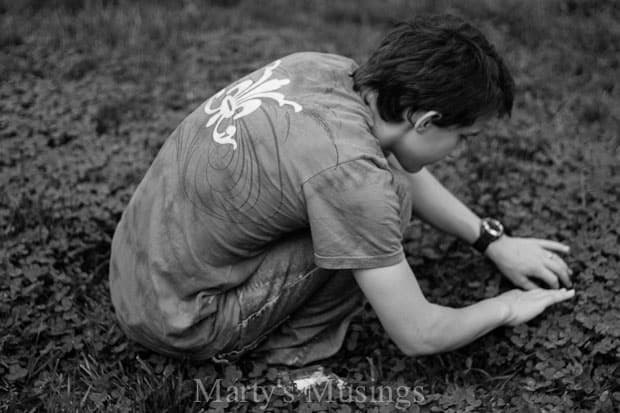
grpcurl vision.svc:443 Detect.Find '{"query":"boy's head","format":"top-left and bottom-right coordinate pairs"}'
top-left (352, 15), bottom-right (515, 128)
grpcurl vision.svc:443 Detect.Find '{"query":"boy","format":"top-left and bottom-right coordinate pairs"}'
top-left (109, 15), bottom-right (574, 366)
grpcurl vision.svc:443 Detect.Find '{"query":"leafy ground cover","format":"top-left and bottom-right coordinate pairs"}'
top-left (1, 0), bottom-right (619, 411)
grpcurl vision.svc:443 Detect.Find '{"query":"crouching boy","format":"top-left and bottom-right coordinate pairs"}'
top-left (109, 15), bottom-right (574, 366)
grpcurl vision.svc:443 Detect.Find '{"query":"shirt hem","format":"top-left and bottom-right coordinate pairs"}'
top-left (314, 249), bottom-right (405, 270)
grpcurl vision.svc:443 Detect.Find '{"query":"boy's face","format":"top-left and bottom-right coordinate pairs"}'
top-left (364, 92), bottom-right (488, 173)
top-left (387, 116), bottom-right (485, 173)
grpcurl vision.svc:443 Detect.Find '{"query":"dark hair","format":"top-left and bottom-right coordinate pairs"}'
top-left (352, 15), bottom-right (515, 127)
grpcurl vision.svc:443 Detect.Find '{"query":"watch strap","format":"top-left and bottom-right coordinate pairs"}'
top-left (472, 231), bottom-right (495, 253)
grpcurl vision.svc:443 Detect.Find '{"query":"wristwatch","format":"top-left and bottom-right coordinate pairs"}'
top-left (472, 218), bottom-right (504, 253)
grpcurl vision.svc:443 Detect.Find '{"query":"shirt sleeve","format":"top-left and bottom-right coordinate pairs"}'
top-left (302, 158), bottom-right (405, 270)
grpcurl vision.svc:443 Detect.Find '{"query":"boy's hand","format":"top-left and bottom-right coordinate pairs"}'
top-left (496, 288), bottom-right (575, 327)
top-left (485, 235), bottom-right (573, 290)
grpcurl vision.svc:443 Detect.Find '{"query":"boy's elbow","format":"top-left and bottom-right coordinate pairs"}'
top-left (399, 338), bottom-right (441, 358)
top-left (397, 305), bottom-right (445, 357)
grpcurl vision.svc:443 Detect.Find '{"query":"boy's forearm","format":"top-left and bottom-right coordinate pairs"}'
top-left (415, 297), bottom-right (510, 356)
top-left (390, 158), bottom-right (481, 244)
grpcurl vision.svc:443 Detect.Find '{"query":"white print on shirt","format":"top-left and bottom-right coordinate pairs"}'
top-left (204, 60), bottom-right (303, 150)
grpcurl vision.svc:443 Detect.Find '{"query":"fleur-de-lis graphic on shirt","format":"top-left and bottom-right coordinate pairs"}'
top-left (204, 60), bottom-right (303, 150)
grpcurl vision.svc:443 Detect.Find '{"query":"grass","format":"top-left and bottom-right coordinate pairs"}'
top-left (1, 0), bottom-right (620, 411)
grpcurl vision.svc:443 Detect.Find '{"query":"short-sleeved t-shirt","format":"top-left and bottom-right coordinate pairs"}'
top-left (109, 52), bottom-right (406, 339)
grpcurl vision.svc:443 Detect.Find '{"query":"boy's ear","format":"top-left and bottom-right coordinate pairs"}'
top-left (363, 90), bottom-right (378, 109)
top-left (414, 111), bottom-right (442, 132)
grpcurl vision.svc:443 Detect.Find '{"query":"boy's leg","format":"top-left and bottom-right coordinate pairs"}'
top-left (249, 268), bottom-right (364, 366)
top-left (209, 230), bottom-right (348, 363)
top-left (119, 228), bottom-right (332, 362)
top-left (213, 167), bottom-right (416, 366)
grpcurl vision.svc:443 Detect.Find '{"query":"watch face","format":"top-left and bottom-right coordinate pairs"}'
top-left (483, 219), bottom-right (504, 237)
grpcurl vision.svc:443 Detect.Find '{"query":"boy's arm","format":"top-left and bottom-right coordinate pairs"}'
top-left (388, 155), bottom-right (480, 243)
top-left (388, 155), bottom-right (572, 290)
top-left (353, 259), bottom-right (574, 356)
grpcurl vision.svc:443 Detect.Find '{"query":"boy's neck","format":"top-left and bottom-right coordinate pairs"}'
top-left (359, 88), bottom-right (413, 153)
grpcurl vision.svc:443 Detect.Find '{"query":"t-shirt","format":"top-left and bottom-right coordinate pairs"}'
top-left (109, 52), bottom-right (406, 341)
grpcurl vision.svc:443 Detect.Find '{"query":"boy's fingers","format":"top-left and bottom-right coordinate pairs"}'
top-left (531, 266), bottom-right (560, 289)
top-left (519, 279), bottom-right (540, 291)
top-left (545, 288), bottom-right (575, 305)
top-left (534, 239), bottom-right (570, 253)
top-left (543, 257), bottom-right (572, 288)
top-left (525, 288), bottom-right (547, 298)
top-left (554, 288), bottom-right (575, 303)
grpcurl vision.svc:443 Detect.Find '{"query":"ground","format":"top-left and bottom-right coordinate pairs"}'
top-left (1, 0), bottom-right (620, 412)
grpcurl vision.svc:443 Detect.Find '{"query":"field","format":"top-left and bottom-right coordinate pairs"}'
top-left (1, 0), bottom-right (620, 411)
